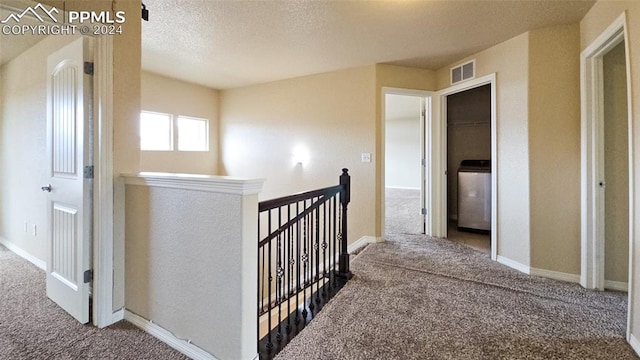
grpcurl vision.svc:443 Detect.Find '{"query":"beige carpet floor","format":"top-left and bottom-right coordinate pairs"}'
top-left (0, 245), bottom-right (187, 360)
top-left (385, 188), bottom-right (424, 236)
top-left (274, 191), bottom-right (637, 359)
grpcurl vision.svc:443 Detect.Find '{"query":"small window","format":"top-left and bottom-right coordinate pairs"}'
top-left (177, 116), bottom-right (209, 151)
top-left (140, 111), bottom-right (209, 152)
top-left (140, 111), bottom-right (173, 151)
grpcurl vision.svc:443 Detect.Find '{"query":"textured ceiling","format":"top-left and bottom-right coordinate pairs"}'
top-left (0, 1), bottom-right (596, 88)
top-left (142, 0), bottom-right (595, 89)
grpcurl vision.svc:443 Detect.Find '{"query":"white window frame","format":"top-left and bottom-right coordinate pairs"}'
top-left (140, 110), bottom-right (210, 152)
top-left (140, 110), bottom-right (174, 151)
top-left (176, 115), bottom-right (209, 152)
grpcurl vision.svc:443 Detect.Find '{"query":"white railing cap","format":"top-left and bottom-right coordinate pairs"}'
top-left (122, 172), bottom-right (265, 195)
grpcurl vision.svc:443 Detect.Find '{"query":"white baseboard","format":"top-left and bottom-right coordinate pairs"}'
top-left (0, 236), bottom-right (46, 270)
top-left (348, 236), bottom-right (382, 254)
top-left (112, 308), bottom-right (125, 323)
top-left (124, 310), bottom-right (222, 360)
top-left (530, 267), bottom-right (580, 284)
top-left (605, 280), bottom-right (628, 292)
top-left (629, 333), bottom-right (640, 357)
top-left (496, 255), bottom-right (530, 274)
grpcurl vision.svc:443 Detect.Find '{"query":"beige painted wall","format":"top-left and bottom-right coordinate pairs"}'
top-left (603, 41), bottom-right (629, 284)
top-left (112, 0), bottom-right (142, 175)
top-left (437, 32), bottom-right (531, 267)
top-left (528, 24), bottom-right (582, 275)
top-left (0, 34), bottom-right (79, 262)
top-left (581, 0), bottom-right (640, 345)
top-left (141, 71), bottom-right (219, 174)
top-left (220, 64), bottom-right (437, 244)
top-left (220, 66), bottom-right (377, 244)
top-left (435, 24), bottom-right (586, 276)
top-left (124, 181), bottom-right (258, 359)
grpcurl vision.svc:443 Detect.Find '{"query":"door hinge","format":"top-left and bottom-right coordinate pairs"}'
top-left (421, 208), bottom-right (428, 215)
top-left (84, 61), bottom-right (94, 76)
top-left (84, 165), bottom-right (94, 179)
top-left (84, 269), bottom-right (93, 283)
top-left (421, 159), bottom-right (427, 166)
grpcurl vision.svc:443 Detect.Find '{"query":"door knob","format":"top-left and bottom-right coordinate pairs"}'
top-left (41, 184), bottom-right (52, 192)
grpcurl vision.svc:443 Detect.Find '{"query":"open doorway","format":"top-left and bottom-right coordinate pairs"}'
top-left (445, 85), bottom-right (492, 255)
top-left (580, 13), bottom-right (634, 346)
top-left (428, 74), bottom-right (497, 259)
top-left (580, 16), bottom-right (634, 298)
top-left (581, 14), bottom-right (633, 297)
top-left (384, 92), bottom-right (427, 237)
top-left (602, 41), bottom-right (629, 292)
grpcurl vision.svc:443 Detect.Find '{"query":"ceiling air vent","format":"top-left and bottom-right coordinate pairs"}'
top-left (450, 60), bottom-right (475, 85)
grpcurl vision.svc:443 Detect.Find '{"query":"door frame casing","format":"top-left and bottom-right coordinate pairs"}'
top-left (580, 11), bottom-right (634, 338)
top-left (93, 35), bottom-right (118, 328)
top-left (381, 88), bottom-right (434, 236)
top-left (434, 74), bottom-right (498, 261)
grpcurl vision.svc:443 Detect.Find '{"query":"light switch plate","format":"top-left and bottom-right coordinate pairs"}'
top-left (361, 153), bottom-right (371, 163)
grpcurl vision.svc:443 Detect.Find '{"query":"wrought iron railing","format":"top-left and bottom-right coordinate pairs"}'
top-left (257, 169), bottom-right (351, 359)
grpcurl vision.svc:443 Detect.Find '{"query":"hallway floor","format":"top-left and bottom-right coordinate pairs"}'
top-left (0, 244), bottom-right (186, 360)
top-left (276, 217), bottom-right (634, 359)
top-left (447, 220), bottom-right (490, 255)
top-left (385, 187), bottom-right (491, 254)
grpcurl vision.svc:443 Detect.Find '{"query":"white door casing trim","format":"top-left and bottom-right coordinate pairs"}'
top-left (580, 11), bottom-right (625, 291)
top-left (93, 35), bottom-right (116, 328)
top-left (580, 11), bottom-right (634, 341)
top-left (421, 96), bottom-right (428, 234)
top-left (436, 74), bottom-right (498, 261)
top-left (630, 333), bottom-right (640, 357)
top-left (381, 87), bottom-right (435, 238)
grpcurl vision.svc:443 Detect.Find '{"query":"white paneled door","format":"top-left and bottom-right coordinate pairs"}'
top-left (45, 37), bottom-right (93, 324)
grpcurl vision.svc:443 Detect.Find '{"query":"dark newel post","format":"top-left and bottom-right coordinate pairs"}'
top-left (338, 168), bottom-right (352, 278)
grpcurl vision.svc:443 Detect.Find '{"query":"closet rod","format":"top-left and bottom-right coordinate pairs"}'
top-left (447, 121), bottom-right (490, 127)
